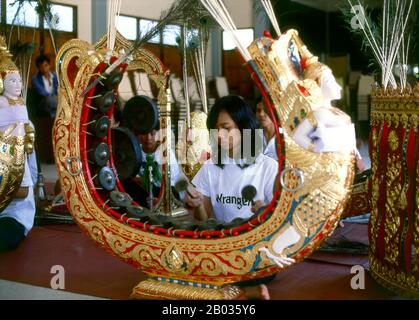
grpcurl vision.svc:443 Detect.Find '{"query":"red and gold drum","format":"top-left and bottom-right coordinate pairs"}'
top-left (369, 84), bottom-right (419, 298)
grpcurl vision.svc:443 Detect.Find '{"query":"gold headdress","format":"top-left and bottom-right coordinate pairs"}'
top-left (303, 56), bottom-right (331, 85)
top-left (248, 29), bottom-right (324, 136)
top-left (248, 29), bottom-right (315, 103)
top-left (0, 36), bottom-right (19, 94)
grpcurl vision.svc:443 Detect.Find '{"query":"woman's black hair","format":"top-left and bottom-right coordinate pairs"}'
top-left (207, 95), bottom-right (263, 168)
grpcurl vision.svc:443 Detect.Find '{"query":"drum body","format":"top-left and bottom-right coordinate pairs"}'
top-left (368, 84), bottom-right (419, 298)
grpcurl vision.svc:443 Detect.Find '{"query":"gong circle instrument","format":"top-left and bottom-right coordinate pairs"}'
top-left (53, 30), bottom-right (355, 299)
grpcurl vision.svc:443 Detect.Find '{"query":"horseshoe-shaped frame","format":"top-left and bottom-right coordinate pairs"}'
top-left (53, 32), bottom-right (355, 299)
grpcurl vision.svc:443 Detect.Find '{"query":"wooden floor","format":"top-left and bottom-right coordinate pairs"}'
top-left (0, 222), bottom-right (401, 300)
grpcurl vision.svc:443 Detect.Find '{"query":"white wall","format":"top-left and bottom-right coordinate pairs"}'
top-left (118, 0), bottom-right (254, 77)
top-left (225, 0), bottom-right (254, 28)
top-left (53, 0), bottom-right (92, 42)
top-left (120, 0), bottom-right (254, 27)
top-left (53, 0), bottom-right (253, 76)
top-left (51, 0), bottom-right (254, 43)
top-left (50, 0), bottom-right (254, 43)
top-left (120, 0), bottom-right (176, 19)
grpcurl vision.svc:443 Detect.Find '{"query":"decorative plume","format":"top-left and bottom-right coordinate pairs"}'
top-left (345, 0), bottom-right (414, 89)
top-left (188, 27), bottom-right (210, 114)
top-left (129, 0), bottom-right (197, 55)
top-left (83, 0), bottom-right (196, 95)
top-left (260, 0), bottom-right (281, 37)
top-left (37, 0), bottom-right (58, 55)
top-left (199, 0), bottom-right (252, 62)
top-left (174, 0), bottom-right (214, 116)
top-left (107, 0), bottom-right (122, 52)
top-left (176, 25), bottom-right (210, 124)
top-left (198, 0), bottom-right (270, 95)
top-left (172, 0), bottom-right (218, 29)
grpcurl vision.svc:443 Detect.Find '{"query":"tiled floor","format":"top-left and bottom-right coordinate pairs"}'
top-left (0, 223), bottom-right (401, 300)
top-left (12, 141), bottom-right (376, 300)
top-left (0, 279), bottom-right (106, 300)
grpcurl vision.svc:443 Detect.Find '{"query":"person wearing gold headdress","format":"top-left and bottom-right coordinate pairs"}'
top-left (0, 37), bottom-right (37, 252)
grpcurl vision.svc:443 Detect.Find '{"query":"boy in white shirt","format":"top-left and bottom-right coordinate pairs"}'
top-left (254, 97), bottom-right (282, 161)
top-left (121, 96), bottom-right (185, 209)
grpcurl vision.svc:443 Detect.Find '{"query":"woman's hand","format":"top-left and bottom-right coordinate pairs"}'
top-left (251, 200), bottom-right (265, 214)
top-left (184, 188), bottom-right (204, 209)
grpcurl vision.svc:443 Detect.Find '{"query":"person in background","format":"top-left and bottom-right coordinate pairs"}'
top-left (254, 97), bottom-right (281, 161)
top-left (30, 54), bottom-right (58, 164)
top-left (31, 54), bottom-right (58, 118)
top-left (121, 96), bottom-right (185, 209)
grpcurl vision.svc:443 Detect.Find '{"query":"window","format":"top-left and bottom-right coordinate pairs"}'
top-left (139, 19), bottom-right (160, 44)
top-left (222, 28), bottom-right (254, 51)
top-left (4, 1), bottom-right (75, 32)
top-left (109, 15), bottom-right (182, 46)
top-left (6, 0), bottom-right (39, 28)
top-left (185, 28), bottom-right (199, 48)
top-left (45, 4), bottom-right (75, 32)
top-left (163, 24), bottom-right (181, 46)
top-left (116, 15), bottom-right (137, 41)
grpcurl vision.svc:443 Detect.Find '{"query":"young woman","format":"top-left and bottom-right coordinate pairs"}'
top-left (184, 95), bottom-right (278, 299)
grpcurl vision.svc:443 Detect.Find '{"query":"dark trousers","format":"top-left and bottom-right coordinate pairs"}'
top-left (0, 217), bottom-right (26, 252)
top-left (122, 179), bottom-right (181, 209)
top-left (236, 274), bottom-right (277, 287)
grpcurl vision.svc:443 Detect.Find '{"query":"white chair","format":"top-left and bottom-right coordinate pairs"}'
top-left (357, 75), bottom-right (374, 121)
top-left (169, 76), bottom-right (186, 134)
top-left (136, 71), bottom-right (155, 99)
top-left (214, 76), bottom-right (229, 98)
top-left (188, 76), bottom-right (201, 103)
top-left (170, 76), bottom-right (185, 104)
top-left (118, 71), bottom-right (137, 101)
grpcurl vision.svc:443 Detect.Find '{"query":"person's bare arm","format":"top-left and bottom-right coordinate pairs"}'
top-left (15, 187), bottom-right (29, 199)
top-left (184, 190), bottom-right (214, 221)
top-left (202, 196), bottom-right (214, 220)
top-left (251, 200), bottom-right (265, 214)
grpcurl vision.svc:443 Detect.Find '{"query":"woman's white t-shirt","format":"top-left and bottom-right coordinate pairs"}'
top-left (192, 154), bottom-right (278, 224)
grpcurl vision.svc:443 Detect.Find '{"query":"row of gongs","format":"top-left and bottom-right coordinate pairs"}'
top-left (87, 71), bottom-right (124, 191)
top-left (84, 69), bottom-right (254, 231)
top-left (107, 189), bottom-right (248, 230)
